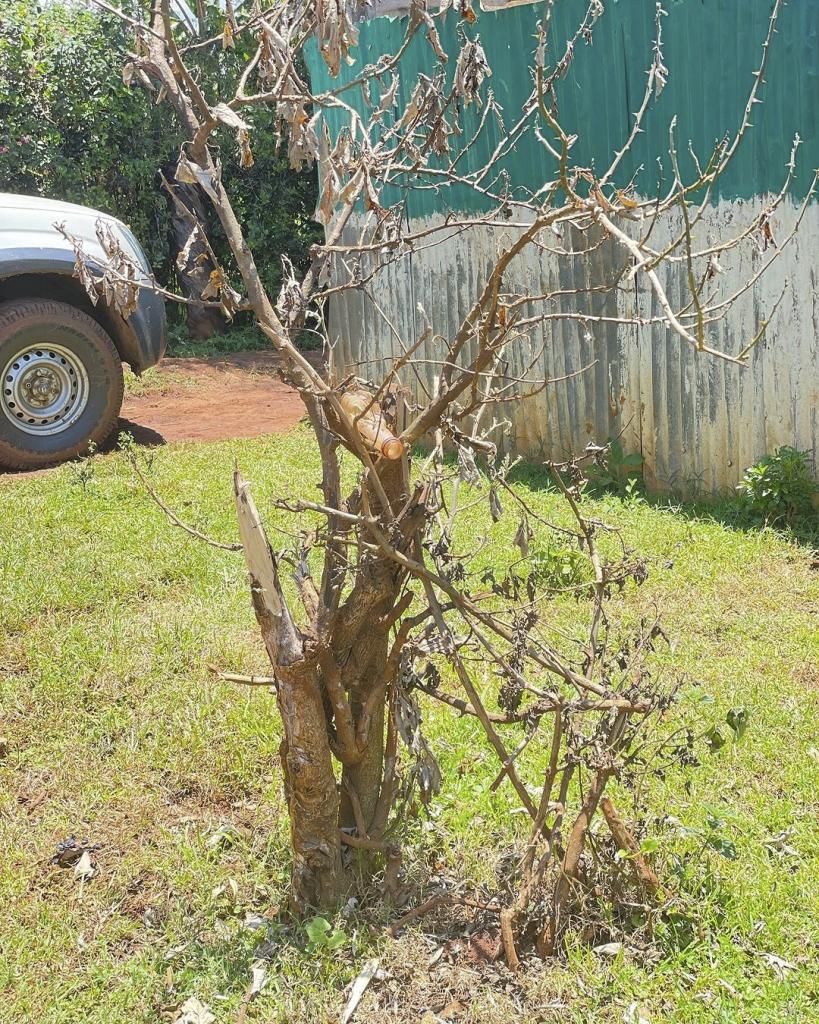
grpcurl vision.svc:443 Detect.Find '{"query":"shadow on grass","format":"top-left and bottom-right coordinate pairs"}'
top-left (664, 495), bottom-right (819, 551)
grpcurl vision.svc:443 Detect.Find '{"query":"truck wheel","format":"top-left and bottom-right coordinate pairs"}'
top-left (0, 299), bottom-right (124, 471)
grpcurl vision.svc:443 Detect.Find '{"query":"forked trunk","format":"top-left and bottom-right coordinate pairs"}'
top-left (236, 469), bottom-right (406, 910)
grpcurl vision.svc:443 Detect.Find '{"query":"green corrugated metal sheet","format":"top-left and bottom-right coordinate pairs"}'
top-left (307, 2), bottom-right (819, 495)
top-left (306, 0), bottom-right (818, 215)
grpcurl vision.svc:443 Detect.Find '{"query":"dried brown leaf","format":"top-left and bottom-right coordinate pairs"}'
top-left (238, 128), bottom-right (254, 169)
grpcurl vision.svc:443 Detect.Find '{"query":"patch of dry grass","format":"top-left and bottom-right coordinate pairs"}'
top-left (123, 365), bottom-right (202, 399)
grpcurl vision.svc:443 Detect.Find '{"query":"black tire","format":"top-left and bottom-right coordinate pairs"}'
top-left (0, 299), bottom-right (124, 470)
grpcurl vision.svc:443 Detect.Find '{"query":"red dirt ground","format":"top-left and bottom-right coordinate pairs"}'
top-left (0, 351), bottom-right (315, 479)
top-left (119, 350), bottom-right (312, 447)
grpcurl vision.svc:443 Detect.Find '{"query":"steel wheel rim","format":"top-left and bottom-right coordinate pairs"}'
top-left (1, 343), bottom-right (90, 436)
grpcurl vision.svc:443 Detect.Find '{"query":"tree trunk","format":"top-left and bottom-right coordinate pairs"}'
top-left (235, 471), bottom-right (347, 912)
top-left (342, 696), bottom-right (385, 830)
top-left (165, 167), bottom-right (226, 340)
top-left (335, 464), bottom-right (409, 833)
top-left (334, 596), bottom-right (395, 833)
top-left (277, 663), bottom-right (348, 912)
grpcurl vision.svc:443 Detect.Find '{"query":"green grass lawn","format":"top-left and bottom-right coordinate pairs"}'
top-left (0, 430), bottom-right (817, 1023)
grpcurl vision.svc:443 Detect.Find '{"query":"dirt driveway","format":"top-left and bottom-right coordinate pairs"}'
top-left (0, 350), bottom-right (314, 480)
top-left (119, 350), bottom-right (310, 447)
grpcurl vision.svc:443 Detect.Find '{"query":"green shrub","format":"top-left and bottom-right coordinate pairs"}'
top-left (0, 1), bottom-right (320, 316)
top-left (0, 1), bottom-right (176, 274)
top-left (586, 437), bottom-right (644, 495)
top-left (735, 446), bottom-right (817, 525)
top-left (529, 533), bottom-right (589, 590)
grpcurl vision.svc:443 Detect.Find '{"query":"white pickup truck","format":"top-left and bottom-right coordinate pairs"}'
top-left (0, 193), bottom-right (166, 469)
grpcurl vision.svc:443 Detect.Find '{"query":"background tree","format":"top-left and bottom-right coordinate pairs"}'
top-left (76, 0), bottom-right (805, 960)
top-left (0, 0), bottom-right (320, 339)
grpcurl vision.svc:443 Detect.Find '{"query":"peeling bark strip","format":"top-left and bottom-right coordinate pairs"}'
top-left (234, 470), bottom-right (301, 666)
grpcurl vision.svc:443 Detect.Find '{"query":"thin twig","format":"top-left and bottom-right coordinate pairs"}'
top-left (126, 452), bottom-right (242, 552)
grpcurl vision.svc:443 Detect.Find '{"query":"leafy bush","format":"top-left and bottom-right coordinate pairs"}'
top-left (735, 446), bottom-right (817, 525)
top-left (529, 533), bottom-right (589, 590)
top-left (0, 1), bottom-right (320, 321)
top-left (586, 437), bottom-right (644, 495)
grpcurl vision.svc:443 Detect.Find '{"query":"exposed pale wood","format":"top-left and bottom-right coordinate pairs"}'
top-left (234, 470), bottom-right (302, 667)
top-left (500, 908), bottom-right (520, 971)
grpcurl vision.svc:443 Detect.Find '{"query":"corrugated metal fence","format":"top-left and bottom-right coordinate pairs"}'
top-left (307, 0), bottom-right (819, 494)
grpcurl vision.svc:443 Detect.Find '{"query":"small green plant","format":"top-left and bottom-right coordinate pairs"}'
top-left (701, 811), bottom-right (738, 861)
top-left (705, 705), bottom-right (750, 753)
top-left (303, 916), bottom-right (348, 954)
top-left (587, 438), bottom-right (644, 495)
top-left (735, 446), bottom-right (817, 525)
top-left (66, 441), bottom-right (97, 490)
top-left (529, 533), bottom-right (589, 590)
top-left (118, 430), bottom-right (155, 472)
top-left (653, 808), bottom-right (739, 950)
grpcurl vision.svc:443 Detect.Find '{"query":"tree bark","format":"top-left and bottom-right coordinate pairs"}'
top-left (333, 575), bottom-right (398, 832)
top-left (168, 174), bottom-right (226, 340)
top-left (277, 663), bottom-right (347, 912)
top-left (340, 664), bottom-right (387, 832)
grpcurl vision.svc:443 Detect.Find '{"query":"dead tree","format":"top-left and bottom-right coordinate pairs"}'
top-left (79, 0), bottom-right (808, 956)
